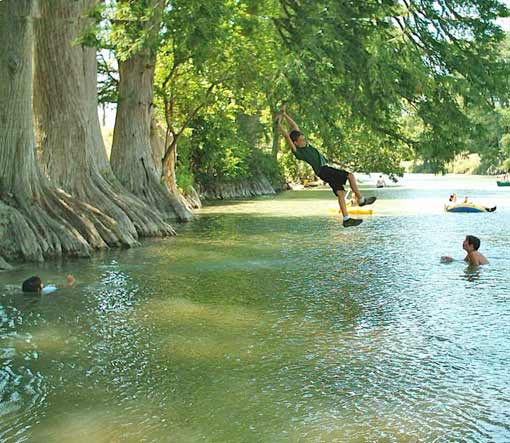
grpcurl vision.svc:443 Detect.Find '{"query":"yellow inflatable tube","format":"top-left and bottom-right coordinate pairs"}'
top-left (328, 207), bottom-right (374, 215)
top-left (347, 208), bottom-right (373, 215)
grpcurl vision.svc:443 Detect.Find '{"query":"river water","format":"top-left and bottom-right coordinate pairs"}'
top-left (1, 174), bottom-right (510, 442)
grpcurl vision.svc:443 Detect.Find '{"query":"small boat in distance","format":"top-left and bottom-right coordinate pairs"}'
top-left (496, 181), bottom-right (510, 187)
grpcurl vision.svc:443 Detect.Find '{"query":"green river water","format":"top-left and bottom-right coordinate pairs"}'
top-left (1, 174), bottom-right (510, 442)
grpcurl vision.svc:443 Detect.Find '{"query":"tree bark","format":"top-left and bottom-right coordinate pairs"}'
top-left (110, 0), bottom-right (192, 222)
top-left (0, 0), bottom-right (109, 265)
top-left (33, 0), bottom-right (175, 247)
top-left (150, 115), bottom-right (166, 178)
top-left (163, 143), bottom-right (179, 194)
top-left (151, 119), bottom-right (201, 209)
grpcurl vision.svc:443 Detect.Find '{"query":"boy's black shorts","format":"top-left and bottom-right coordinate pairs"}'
top-left (318, 165), bottom-right (349, 196)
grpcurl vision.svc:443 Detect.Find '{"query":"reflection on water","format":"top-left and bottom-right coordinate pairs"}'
top-left (1, 174), bottom-right (510, 442)
top-left (463, 266), bottom-right (482, 282)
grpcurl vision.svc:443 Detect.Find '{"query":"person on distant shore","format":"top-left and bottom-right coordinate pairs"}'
top-left (22, 275), bottom-right (75, 294)
top-left (376, 175), bottom-right (386, 188)
top-left (277, 108), bottom-right (376, 227)
top-left (441, 235), bottom-right (488, 266)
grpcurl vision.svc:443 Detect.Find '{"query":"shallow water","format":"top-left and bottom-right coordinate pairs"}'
top-left (1, 173), bottom-right (510, 442)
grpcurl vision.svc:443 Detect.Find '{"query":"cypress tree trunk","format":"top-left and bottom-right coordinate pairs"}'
top-left (110, 0), bottom-right (192, 222)
top-left (151, 119), bottom-right (201, 209)
top-left (150, 115), bottom-right (165, 178)
top-left (0, 0), bottom-right (109, 266)
top-left (33, 0), bottom-right (175, 247)
top-left (163, 143), bottom-right (179, 194)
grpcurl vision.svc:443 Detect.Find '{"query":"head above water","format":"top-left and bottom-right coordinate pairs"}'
top-left (289, 130), bottom-right (306, 148)
top-left (22, 276), bottom-right (43, 293)
top-left (463, 235), bottom-right (480, 252)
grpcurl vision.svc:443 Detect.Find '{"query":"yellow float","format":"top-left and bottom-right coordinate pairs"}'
top-left (347, 208), bottom-right (373, 215)
top-left (328, 207), bottom-right (374, 215)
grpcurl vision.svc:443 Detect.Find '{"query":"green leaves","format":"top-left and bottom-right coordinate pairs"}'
top-left (274, 0), bottom-right (510, 170)
top-left (104, 0), bottom-right (164, 61)
top-left (93, 0), bottom-right (510, 183)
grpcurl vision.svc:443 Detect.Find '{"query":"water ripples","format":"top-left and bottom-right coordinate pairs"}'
top-left (1, 175), bottom-right (510, 441)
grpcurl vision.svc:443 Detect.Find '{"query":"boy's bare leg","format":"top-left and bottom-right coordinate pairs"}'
top-left (347, 173), bottom-right (363, 201)
top-left (337, 190), bottom-right (349, 217)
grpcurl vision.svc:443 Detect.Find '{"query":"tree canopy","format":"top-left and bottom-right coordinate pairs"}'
top-left (96, 0), bottom-right (510, 180)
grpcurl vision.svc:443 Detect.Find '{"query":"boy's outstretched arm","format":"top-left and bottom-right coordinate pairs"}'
top-left (277, 116), bottom-right (297, 153)
top-left (281, 107), bottom-right (300, 131)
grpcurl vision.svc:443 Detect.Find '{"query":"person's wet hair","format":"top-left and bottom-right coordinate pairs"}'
top-left (22, 276), bottom-right (42, 293)
top-left (466, 235), bottom-right (481, 251)
top-left (289, 130), bottom-right (302, 142)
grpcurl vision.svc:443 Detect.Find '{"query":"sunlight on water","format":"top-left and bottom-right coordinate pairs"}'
top-left (1, 174), bottom-right (510, 442)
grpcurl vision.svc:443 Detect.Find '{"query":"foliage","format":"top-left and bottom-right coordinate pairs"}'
top-left (150, 0), bottom-right (287, 187)
top-left (175, 165), bottom-right (195, 193)
top-left (275, 0), bottom-right (510, 171)
top-left (97, 52), bottom-right (119, 105)
top-left (95, 0), bottom-right (510, 188)
top-left (153, 0), bottom-right (281, 137)
top-left (183, 110), bottom-right (282, 187)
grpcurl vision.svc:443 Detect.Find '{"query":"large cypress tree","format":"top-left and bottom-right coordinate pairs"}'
top-left (110, 0), bottom-right (193, 222)
top-left (33, 0), bottom-right (175, 247)
top-left (0, 0), bottom-right (113, 267)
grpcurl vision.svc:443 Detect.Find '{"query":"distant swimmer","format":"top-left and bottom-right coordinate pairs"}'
top-left (441, 235), bottom-right (488, 266)
top-left (22, 275), bottom-right (75, 294)
top-left (277, 107), bottom-right (376, 227)
top-left (376, 175), bottom-right (386, 188)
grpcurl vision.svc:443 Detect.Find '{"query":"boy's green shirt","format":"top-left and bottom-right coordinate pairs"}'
top-left (292, 144), bottom-right (328, 175)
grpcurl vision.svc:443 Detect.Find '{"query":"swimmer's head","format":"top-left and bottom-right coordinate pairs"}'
top-left (22, 276), bottom-right (43, 293)
top-left (463, 235), bottom-right (480, 251)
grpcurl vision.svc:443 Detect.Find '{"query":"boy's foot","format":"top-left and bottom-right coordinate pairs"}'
top-left (343, 218), bottom-right (363, 228)
top-left (359, 196), bottom-right (377, 207)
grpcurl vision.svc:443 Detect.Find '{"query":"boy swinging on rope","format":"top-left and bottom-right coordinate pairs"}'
top-left (277, 109), bottom-right (376, 227)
